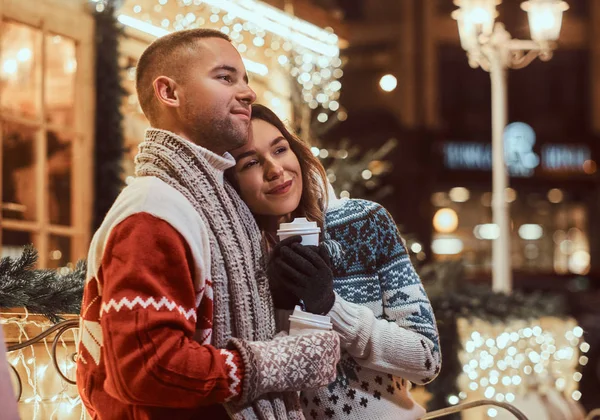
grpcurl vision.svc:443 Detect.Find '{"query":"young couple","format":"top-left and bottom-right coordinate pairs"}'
top-left (77, 28), bottom-right (440, 420)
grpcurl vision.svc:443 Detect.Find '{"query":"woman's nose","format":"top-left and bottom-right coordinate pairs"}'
top-left (265, 161), bottom-right (284, 181)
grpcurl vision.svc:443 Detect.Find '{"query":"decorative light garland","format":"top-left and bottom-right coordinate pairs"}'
top-left (450, 316), bottom-right (586, 418)
top-left (2, 313), bottom-right (82, 419)
top-left (116, 0), bottom-right (343, 116)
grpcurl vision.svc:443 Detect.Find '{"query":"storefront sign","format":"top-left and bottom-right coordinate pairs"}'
top-left (443, 122), bottom-right (591, 177)
top-left (541, 144), bottom-right (591, 172)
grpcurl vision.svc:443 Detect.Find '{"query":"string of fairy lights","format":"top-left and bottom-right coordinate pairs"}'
top-left (449, 317), bottom-right (587, 418)
top-left (102, 0), bottom-right (343, 122)
top-left (2, 313), bottom-right (81, 419)
top-left (3, 315), bottom-right (589, 419)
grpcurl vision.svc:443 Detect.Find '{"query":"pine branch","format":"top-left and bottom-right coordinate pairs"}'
top-left (0, 246), bottom-right (85, 322)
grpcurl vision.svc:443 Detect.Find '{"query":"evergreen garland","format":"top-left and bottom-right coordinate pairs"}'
top-left (92, 1), bottom-right (126, 231)
top-left (0, 245), bottom-right (86, 322)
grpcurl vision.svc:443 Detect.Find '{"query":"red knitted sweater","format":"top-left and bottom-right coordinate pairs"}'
top-left (77, 212), bottom-right (243, 419)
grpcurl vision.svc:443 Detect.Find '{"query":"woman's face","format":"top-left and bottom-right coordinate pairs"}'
top-left (231, 119), bottom-right (303, 217)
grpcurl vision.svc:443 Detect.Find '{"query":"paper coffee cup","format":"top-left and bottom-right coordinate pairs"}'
top-left (277, 217), bottom-right (320, 246)
top-left (288, 305), bottom-right (332, 336)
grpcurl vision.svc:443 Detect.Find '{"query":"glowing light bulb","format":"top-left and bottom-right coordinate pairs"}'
top-left (379, 74), bottom-right (397, 92)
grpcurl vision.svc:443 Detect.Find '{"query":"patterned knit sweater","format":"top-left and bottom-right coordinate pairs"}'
top-left (300, 197), bottom-right (441, 420)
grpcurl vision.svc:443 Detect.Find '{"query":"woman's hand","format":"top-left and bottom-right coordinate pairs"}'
top-left (268, 240), bottom-right (335, 315)
top-left (267, 236), bottom-right (302, 309)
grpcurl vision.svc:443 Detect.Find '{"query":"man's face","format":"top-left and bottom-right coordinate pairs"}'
top-left (177, 37), bottom-right (256, 154)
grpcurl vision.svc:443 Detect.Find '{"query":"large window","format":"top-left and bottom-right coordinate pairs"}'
top-left (0, 1), bottom-right (94, 269)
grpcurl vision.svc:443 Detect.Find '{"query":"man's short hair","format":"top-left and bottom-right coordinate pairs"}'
top-left (135, 28), bottom-right (231, 124)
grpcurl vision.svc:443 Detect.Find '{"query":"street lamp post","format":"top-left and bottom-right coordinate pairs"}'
top-left (452, 0), bottom-right (569, 294)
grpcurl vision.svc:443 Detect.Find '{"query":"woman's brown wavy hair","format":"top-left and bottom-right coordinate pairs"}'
top-left (227, 104), bottom-right (328, 246)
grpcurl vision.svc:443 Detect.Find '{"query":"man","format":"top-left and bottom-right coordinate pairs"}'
top-left (77, 29), bottom-right (340, 419)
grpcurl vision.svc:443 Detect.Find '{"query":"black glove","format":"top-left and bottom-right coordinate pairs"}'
top-left (267, 235), bottom-right (302, 309)
top-left (270, 242), bottom-right (335, 315)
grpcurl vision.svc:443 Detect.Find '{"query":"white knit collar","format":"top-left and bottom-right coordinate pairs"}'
top-left (145, 128), bottom-right (235, 184)
top-left (145, 128), bottom-right (235, 171)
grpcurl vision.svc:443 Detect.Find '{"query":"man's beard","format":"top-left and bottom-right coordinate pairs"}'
top-left (184, 107), bottom-right (248, 153)
top-left (208, 117), bottom-right (248, 151)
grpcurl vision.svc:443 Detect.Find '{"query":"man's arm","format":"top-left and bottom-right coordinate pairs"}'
top-left (99, 213), bottom-right (244, 407)
top-left (97, 212), bottom-right (340, 408)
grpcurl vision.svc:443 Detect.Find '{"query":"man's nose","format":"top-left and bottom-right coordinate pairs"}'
top-left (239, 84), bottom-right (257, 105)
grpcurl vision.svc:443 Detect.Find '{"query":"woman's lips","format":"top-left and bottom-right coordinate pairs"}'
top-left (267, 180), bottom-right (293, 195)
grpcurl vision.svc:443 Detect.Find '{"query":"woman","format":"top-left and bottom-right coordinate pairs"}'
top-left (228, 104), bottom-right (440, 419)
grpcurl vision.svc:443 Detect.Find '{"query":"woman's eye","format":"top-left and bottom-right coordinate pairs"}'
top-left (274, 146), bottom-right (288, 154)
top-left (218, 75), bottom-right (232, 82)
top-left (242, 160), bottom-right (258, 169)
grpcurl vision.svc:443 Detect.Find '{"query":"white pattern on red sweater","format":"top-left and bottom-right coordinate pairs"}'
top-left (77, 175), bottom-right (243, 419)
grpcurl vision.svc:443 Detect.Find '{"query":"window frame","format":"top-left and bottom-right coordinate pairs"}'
top-left (0, 0), bottom-right (94, 268)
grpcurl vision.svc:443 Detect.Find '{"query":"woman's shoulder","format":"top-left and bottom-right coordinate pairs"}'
top-left (325, 198), bottom-right (389, 227)
top-left (326, 197), bottom-right (388, 215)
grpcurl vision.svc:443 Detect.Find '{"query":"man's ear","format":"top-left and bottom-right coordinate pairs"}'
top-left (153, 76), bottom-right (180, 108)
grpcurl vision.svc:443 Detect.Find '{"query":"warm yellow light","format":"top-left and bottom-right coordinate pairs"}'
top-left (16, 48), bottom-right (32, 62)
top-left (505, 187), bottom-right (517, 203)
top-left (583, 159), bottom-right (597, 174)
top-left (452, 0), bottom-right (500, 50)
top-left (518, 224), bottom-right (543, 240)
top-left (410, 242), bottom-right (422, 253)
top-left (379, 74), bottom-right (397, 92)
top-left (317, 112), bottom-right (328, 123)
top-left (473, 223), bottom-right (499, 240)
top-left (547, 188), bottom-right (563, 203)
top-left (449, 187), bottom-right (470, 202)
top-left (433, 208), bottom-right (459, 233)
top-left (431, 238), bottom-right (464, 255)
top-left (2, 59), bottom-right (17, 75)
top-left (569, 251), bottom-right (590, 275)
top-left (521, 0), bottom-right (569, 42)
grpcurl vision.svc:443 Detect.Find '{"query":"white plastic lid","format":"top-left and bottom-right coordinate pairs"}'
top-left (278, 217), bottom-right (319, 232)
top-left (289, 315), bottom-right (332, 326)
top-left (290, 305), bottom-right (331, 324)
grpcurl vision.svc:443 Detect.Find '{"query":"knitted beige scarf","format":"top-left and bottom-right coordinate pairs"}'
top-left (135, 129), bottom-right (303, 419)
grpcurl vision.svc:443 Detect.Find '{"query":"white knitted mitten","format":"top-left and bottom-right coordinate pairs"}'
top-left (229, 331), bottom-right (340, 404)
